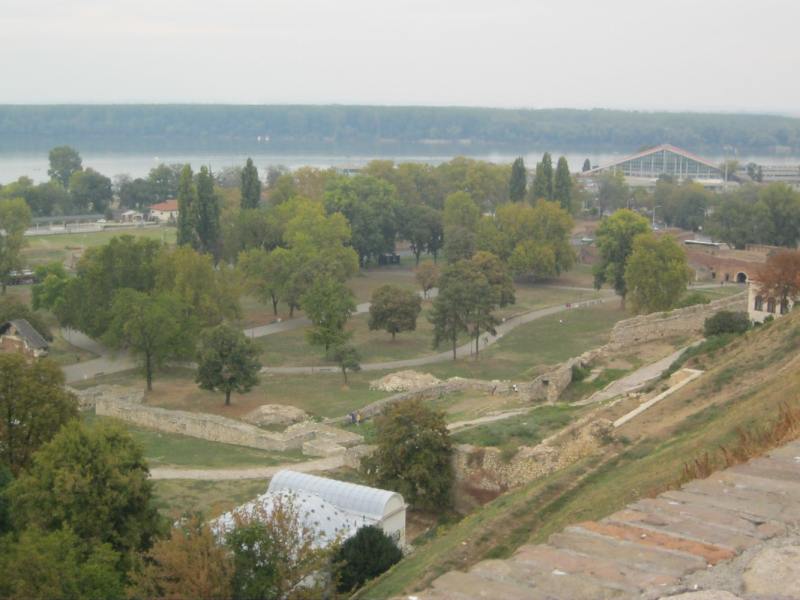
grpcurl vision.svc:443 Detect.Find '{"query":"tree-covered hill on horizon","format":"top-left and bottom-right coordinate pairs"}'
top-left (1, 105), bottom-right (799, 154)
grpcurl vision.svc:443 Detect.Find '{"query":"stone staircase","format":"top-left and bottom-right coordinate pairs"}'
top-left (413, 440), bottom-right (800, 599)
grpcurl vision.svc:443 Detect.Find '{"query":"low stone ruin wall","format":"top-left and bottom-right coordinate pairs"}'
top-left (519, 346), bottom-right (607, 404)
top-left (452, 419), bottom-right (613, 488)
top-left (609, 291), bottom-right (747, 346)
top-left (74, 385), bottom-right (362, 456)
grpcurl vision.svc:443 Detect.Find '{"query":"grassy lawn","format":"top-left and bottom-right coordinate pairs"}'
top-left (82, 411), bottom-right (309, 470)
top-left (151, 478), bottom-right (272, 519)
top-left (21, 227), bottom-right (176, 267)
top-left (450, 405), bottom-right (587, 448)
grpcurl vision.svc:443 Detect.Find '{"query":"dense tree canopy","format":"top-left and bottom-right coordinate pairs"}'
top-left (0, 198), bottom-right (33, 293)
top-left (196, 324), bottom-right (261, 406)
top-left (368, 283), bottom-right (422, 341)
top-left (362, 398), bottom-right (454, 510)
top-left (593, 210), bottom-right (652, 309)
top-left (625, 234), bottom-right (692, 314)
top-left (47, 145), bottom-right (82, 190)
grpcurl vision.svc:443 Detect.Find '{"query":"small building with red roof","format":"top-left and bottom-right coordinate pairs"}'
top-left (149, 199), bottom-right (179, 223)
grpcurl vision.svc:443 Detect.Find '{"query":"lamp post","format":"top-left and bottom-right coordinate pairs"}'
top-left (653, 206), bottom-right (661, 230)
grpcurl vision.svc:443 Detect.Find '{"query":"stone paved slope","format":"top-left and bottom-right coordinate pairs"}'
top-left (412, 439), bottom-right (800, 600)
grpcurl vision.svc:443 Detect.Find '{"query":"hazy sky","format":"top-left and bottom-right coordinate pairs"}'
top-left (2, 0), bottom-right (799, 114)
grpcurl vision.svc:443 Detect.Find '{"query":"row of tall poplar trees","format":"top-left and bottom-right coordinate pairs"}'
top-left (508, 152), bottom-right (574, 212)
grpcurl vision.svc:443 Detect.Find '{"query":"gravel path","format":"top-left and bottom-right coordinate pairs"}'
top-left (149, 455), bottom-right (344, 481)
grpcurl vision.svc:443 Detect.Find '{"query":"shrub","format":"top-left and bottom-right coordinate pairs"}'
top-left (678, 291), bottom-right (711, 308)
top-left (571, 362), bottom-right (591, 382)
top-left (704, 310), bottom-right (751, 337)
top-left (334, 525), bottom-right (402, 594)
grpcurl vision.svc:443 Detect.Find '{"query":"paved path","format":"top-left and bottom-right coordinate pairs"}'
top-left (260, 294), bottom-right (618, 374)
top-left (413, 438), bottom-right (800, 600)
top-left (575, 340), bottom-right (702, 406)
top-left (63, 287), bottom-right (615, 381)
top-left (149, 454), bottom-right (344, 481)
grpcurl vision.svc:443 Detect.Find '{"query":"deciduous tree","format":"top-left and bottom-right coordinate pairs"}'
top-left (69, 167), bottom-right (113, 213)
top-left (0, 354), bottom-right (78, 475)
top-left (47, 146), bottom-right (82, 190)
top-left (0, 198), bottom-right (33, 294)
top-left (196, 324), bottom-right (261, 406)
top-left (102, 290), bottom-right (195, 391)
top-left (593, 209), bottom-right (652, 309)
top-left (625, 234), bottom-right (692, 314)
top-left (597, 167), bottom-right (629, 217)
top-left (301, 275), bottom-right (356, 351)
top-left (415, 262), bottom-right (439, 298)
top-left (226, 493), bottom-right (332, 600)
top-left (326, 344), bottom-right (362, 382)
top-left (755, 249), bottom-right (800, 309)
top-left (7, 420), bottom-right (161, 559)
top-left (399, 204), bottom-right (442, 265)
top-left (361, 398), bottom-right (454, 511)
top-left (368, 283), bottom-right (422, 341)
top-left (129, 514), bottom-right (232, 600)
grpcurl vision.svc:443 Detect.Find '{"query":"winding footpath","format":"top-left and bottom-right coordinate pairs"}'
top-left (60, 285), bottom-right (615, 382)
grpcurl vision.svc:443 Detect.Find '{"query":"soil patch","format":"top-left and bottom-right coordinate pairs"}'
top-left (241, 404), bottom-right (308, 427)
top-left (370, 370), bottom-right (441, 392)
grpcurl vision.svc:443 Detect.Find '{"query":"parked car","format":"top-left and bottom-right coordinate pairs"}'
top-left (97, 219), bottom-right (107, 223)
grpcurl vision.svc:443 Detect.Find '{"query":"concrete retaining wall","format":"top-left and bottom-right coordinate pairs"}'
top-left (609, 292), bottom-right (748, 346)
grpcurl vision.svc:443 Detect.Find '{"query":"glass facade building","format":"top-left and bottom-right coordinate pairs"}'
top-left (585, 145), bottom-right (722, 180)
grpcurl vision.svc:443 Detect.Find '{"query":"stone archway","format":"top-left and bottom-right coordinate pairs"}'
top-left (736, 272), bottom-right (747, 283)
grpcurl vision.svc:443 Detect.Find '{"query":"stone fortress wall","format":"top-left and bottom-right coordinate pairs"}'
top-left (609, 291), bottom-right (747, 346)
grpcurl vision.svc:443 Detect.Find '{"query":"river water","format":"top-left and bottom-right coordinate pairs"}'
top-left (1, 149), bottom-right (797, 185)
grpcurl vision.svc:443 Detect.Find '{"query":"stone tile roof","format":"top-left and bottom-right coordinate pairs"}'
top-left (0, 319), bottom-right (49, 349)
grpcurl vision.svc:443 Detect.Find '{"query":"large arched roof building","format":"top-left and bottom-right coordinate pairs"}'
top-left (583, 144), bottom-right (723, 180)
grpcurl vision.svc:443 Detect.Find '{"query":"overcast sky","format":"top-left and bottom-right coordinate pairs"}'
top-left (2, 0), bottom-right (798, 114)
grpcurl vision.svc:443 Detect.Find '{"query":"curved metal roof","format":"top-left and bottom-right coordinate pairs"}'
top-left (212, 490), bottom-right (366, 546)
top-left (268, 470), bottom-right (403, 521)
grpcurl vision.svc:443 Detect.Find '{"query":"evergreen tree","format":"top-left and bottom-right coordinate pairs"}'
top-left (509, 157), bottom-right (527, 202)
top-left (333, 526), bottom-right (402, 594)
top-left (176, 165), bottom-right (198, 249)
top-left (240, 157), bottom-right (262, 210)
top-left (529, 152), bottom-right (553, 202)
top-left (195, 166), bottom-right (221, 258)
top-left (582, 158), bottom-right (592, 172)
top-left (553, 156), bottom-right (573, 212)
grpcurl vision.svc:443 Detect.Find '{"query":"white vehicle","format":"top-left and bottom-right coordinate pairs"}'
top-left (581, 237), bottom-right (593, 243)
top-left (97, 219), bottom-right (107, 223)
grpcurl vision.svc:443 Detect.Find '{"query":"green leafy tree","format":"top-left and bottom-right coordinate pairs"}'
top-left (443, 191), bottom-right (480, 231)
top-left (472, 251), bottom-right (516, 309)
top-left (31, 261), bottom-right (70, 311)
top-left (301, 275), bottom-right (357, 351)
top-left (146, 163), bottom-right (180, 202)
top-left (582, 158), bottom-right (591, 172)
top-left (0, 465), bottom-right (12, 534)
top-left (326, 344), bottom-right (362, 382)
top-left (0, 528), bottom-right (123, 600)
top-left (593, 209), bottom-right (652, 309)
top-left (238, 246), bottom-right (289, 315)
top-left (69, 167), bottom-right (113, 213)
top-left (324, 175), bottom-right (401, 266)
top-left (509, 157), bottom-right (527, 202)
top-left (399, 204), bottom-right (443, 265)
top-left (7, 420), bottom-right (161, 560)
top-left (155, 244), bottom-right (242, 329)
top-left (552, 156), bottom-right (573, 212)
top-left (223, 208), bottom-right (283, 262)
top-left (196, 324), bottom-right (261, 406)
top-left (119, 177), bottom-right (157, 210)
top-left (56, 234), bottom-right (162, 337)
top-left (240, 157), bottom-right (262, 210)
top-left (625, 234), bottom-right (692, 314)
top-left (102, 290), bottom-right (195, 391)
top-left (195, 166), bottom-right (222, 258)
top-left (129, 514), bottom-right (232, 600)
top-left (704, 310), bottom-right (751, 336)
top-left (0, 198), bottom-right (33, 294)
top-left (597, 167), bottom-right (629, 217)
top-left (368, 283), bottom-right (422, 341)
top-left (759, 182), bottom-right (800, 248)
top-left (333, 525), bottom-right (402, 594)
top-left (226, 493), bottom-right (331, 600)
top-left (442, 225), bottom-right (475, 264)
top-left (0, 354), bottom-right (78, 476)
top-left (415, 262), bottom-right (439, 298)
top-left (176, 164), bottom-right (198, 249)
top-left (270, 173), bottom-right (297, 205)
top-left (47, 146), bottom-right (82, 190)
top-left (362, 398), bottom-right (454, 510)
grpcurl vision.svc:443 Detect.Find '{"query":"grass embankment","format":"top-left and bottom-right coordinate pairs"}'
top-left (151, 479), bottom-right (273, 519)
top-left (358, 309), bottom-right (800, 599)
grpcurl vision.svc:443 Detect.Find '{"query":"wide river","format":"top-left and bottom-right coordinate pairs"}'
top-left (1, 150), bottom-right (797, 185)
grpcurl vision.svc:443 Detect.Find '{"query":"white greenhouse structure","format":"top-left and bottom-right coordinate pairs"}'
top-left (213, 470), bottom-right (407, 548)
